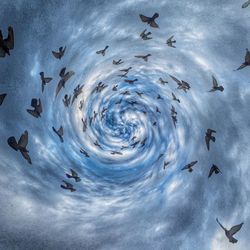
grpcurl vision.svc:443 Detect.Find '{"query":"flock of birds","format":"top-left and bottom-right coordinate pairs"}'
top-left (0, 4), bottom-right (248, 244)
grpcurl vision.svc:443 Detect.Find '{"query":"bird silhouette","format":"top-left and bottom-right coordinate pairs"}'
top-left (216, 218), bottom-right (243, 243)
top-left (96, 45), bottom-right (109, 56)
top-left (242, 0), bottom-right (250, 8)
top-left (63, 94), bottom-right (71, 107)
top-left (209, 76), bottom-right (224, 92)
top-left (52, 46), bottom-right (66, 59)
top-left (66, 169), bottom-right (81, 182)
top-left (140, 29), bottom-right (152, 40)
top-left (205, 129), bottom-right (216, 150)
top-left (236, 48), bottom-right (250, 70)
top-left (159, 77), bottom-right (168, 85)
top-left (172, 93), bottom-right (180, 103)
top-left (181, 161), bottom-right (198, 172)
top-left (60, 180), bottom-right (76, 192)
top-left (27, 98), bottom-right (42, 118)
top-left (113, 59), bottom-right (124, 65)
top-left (52, 126), bottom-right (64, 143)
top-left (208, 164), bottom-right (222, 178)
top-left (135, 54), bottom-right (151, 62)
top-left (166, 35), bottom-right (176, 48)
top-left (40, 72), bottom-right (53, 93)
top-left (139, 13), bottom-right (159, 28)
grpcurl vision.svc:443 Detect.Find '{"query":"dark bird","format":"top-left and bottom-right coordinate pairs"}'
top-left (66, 169), bottom-right (81, 182)
top-left (113, 59), bottom-right (123, 65)
top-left (79, 100), bottom-right (84, 110)
top-left (0, 26), bottom-right (14, 57)
top-left (157, 153), bottom-right (164, 160)
top-left (124, 79), bottom-right (138, 84)
top-left (111, 151), bottom-right (123, 155)
top-left (135, 54), bottom-right (151, 62)
top-left (0, 93), bottom-right (7, 106)
top-left (163, 161), bottom-right (170, 169)
top-left (63, 94), bottom-right (71, 107)
top-left (52, 126), bottom-right (64, 143)
top-left (80, 148), bottom-right (89, 157)
top-left (209, 76), bottom-right (224, 92)
top-left (136, 91), bottom-right (143, 97)
top-left (52, 46), bottom-right (66, 59)
top-left (117, 72), bottom-right (128, 78)
top-left (216, 218), bottom-right (243, 243)
top-left (169, 75), bottom-right (191, 92)
top-left (71, 84), bottom-right (84, 105)
top-left (60, 180), bottom-right (76, 192)
top-left (172, 115), bottom-right (177, 128)
top-left (94, 140), bottom-right (103, 149)
top-left (205, 129), bottom-right (216, 150)
top-left (236, 48), bottom-right (250, 70)
top-left (140, 29), bottom-right (152, 40)
top-left (166, 35), bottom-right (176, 48)
top-left (141, 137), bottom-right (147, 147)
top-left (95, 82), bottom-right (107, 93)
top-left (208, 164), bottom-right (222, 178)
top-left (40, 72), bottom-right (53, 92)
top-left (171, 105), bottom-right (177, 116)
top-left (55, 67), bottom-right (75, 97)
top-left (96, 45), bottom-right (109, 56)
top-left (139, 13), bottom-right (159, 28)
top-left (181, 160), bottom-right (198, 172)
top-left (242, 0), bottom-right (250, 8)
top-left (120, 67), bottom-right (132, 73)
top-left (172, 93), bottom-right (180, 103)
top-left (112, 84), bottom-right (118, 91)
top-left (81, 118), bottom-right (87, 132)
top-left (120, 145), bottom-right (129, 150)
top-left (27, 98), bottom-right (42, 118)
top-left (157, 94), bottom-right (163, 100)
top-left (156, 106), bottom-right (161, 113)
top-left (159, 77), bottom-right (168, 85)
top-left (7, 130), bottom-right (32, 164)
top-left (121, 90), bottom-right (130, 95)
top-left (131, 140), bottom-right (140, 148)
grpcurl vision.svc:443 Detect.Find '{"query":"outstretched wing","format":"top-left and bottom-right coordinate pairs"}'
top-left (150, 20), bottom-right (159, 28)
top-left (18, 130), bottom-right (28, 148)
top-left (169, 75), bottom-right (182, 86)
top-left (58, 126), bottom-right (63, 136)
top-left (139, 14), bottom-right (150, 23)
top-left (245, 49), bottom-right (250, 64)
top-left (229, 223), bottom-right (244, 236)
top-left (52, 51), bottom-right (61, 59)
top-left (216, 218), bottom-right (226, 231)
top-left (242, 0), bottom-right (250, 8)
top-left (70, 169), bottom-right (78, 177)
top-left (205, 135), bottom-right (210, 150)
top-left (236, 63), bottom-right (247, 71)
top-left (4, 26), bottom-right (14, 49)
top-left (0, 93), bottom-right (7, 105)
top-left (27, 109), bottom-right (39, 118)
top-left (7, 136), bottom-right (19, 151)
top-left (55, 80), bottom-right (64, 97)
top-left (59, 67), bottom-right (66, 77)
top-left (212, 76), bottom-right (218, 87)
top-left (208, 166), bottom-right (215, 178)
top-left (64, 71), bottom-right (75, 81)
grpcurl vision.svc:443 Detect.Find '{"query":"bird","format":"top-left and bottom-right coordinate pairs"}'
top-left (140, 29), bottom-right (152, 40)
top-left (0, 26), bottom-right (14, 57)
top-left (27, 98), bottom-right (42, 118)
top-left (163, 161), bottom-right (170, 169)
top-left (141, 138), bottom-right (147, 147)
top-left (242, 0), bottom-right (250, 8)
top-left (71, 84), bottom-right (84, 105)
top-left (110, 151), bottom-right (123, 155)
top-left (7, 130), bottom-right (32, 164)
top-left (55, 67), bottom-right (75, 97)
top-left (113, 59), bottom-right (123, 65)
top-left (81, 118), bottom-right (87, 132)
top-left (112, 84), bottom-right (118, 91)
top-left (60, 180), bottom-right (76, 192)
top-left (52, 46), bottom-right (66, 59)
top-left (131, 140), bottom-right (140, 148)
top-left (135, 54), bottom-right (151, 62)
top-left (79, 100), bottom-right (84, 110)
top-left (96, 45), bottom-right (109, 56)
top-left (94, 82), bottom-right (107, 93)
top-left (94, 140), bottom-right (103, 149)
top-left (209, 76), bottom-right (224, 92)
top-left (181, 160), bottom-right (198, 172)
top-left (63, 94), bottom-right (71, 107)
top-left (205, 129), bottom-right (216, 150)
top-left (40, 72), bottom-right (53, 92)
top-left (216, 218), bottom-right (243, 243)
top-left (166, 35), bottom-right (176, 48)
top-left (80, 148), bottom-right (89, 157)
top-left (0, 93), bottom-right (7, 106)
top-left (66, 169), bottom-right (81, 182)
top-left (139, 13), bottom-right (159, 28)
top-left (172, 115), bottom-right (177, 128)
top-left (117, 72), bottom-right (128, 78)
top-left (136, 91), bottom-right (143, 97)
top-left (159, 77), bottom-right (168, 85)
top-left (172, 93), bottom-right (180, 103)
top-left (120, 67), bottom-right (132, 73)
top-left (169, 75), bottom-right (191, 92)
top-left (236, 48), bottom-right (250, 70)
top-left (157, 94), bottom-right (163, 100)
top-left (156, 106), bottom-right (161, 113)
top-left (124, 79), bottom-right (138, 84)
top-left (52, 126), bottom-right (64, 143)
top-left (208, 164), bottom-right (222, 178)
top-left (121, 90), bottom-right (130, 95)
top-left (171, 105), bottom-right (177, 116)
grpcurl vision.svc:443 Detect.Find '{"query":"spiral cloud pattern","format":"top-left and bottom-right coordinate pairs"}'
top-left (0, 0), bottom-right (250, 249)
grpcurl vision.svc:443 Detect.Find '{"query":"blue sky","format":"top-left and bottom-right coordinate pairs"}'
top-left (0, 0), bottom-right (250, 249)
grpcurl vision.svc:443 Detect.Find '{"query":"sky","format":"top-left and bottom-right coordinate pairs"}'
top-left (0, 0), bottom-right (250, 249)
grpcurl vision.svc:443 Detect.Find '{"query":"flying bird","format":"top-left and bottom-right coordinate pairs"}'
top-left (96, 45), bottom-right (109, 56)
top-left (172, 93), bottom-right (180, 103)
top-left (52, 46), bottom-right (66, 59)
top-left (55, 67), bottom-right (75, 97)
top-left (139, 13), bottom-right (159, 28)
top-left (181, 160), bottom-right (198, 172)
top-left (140, 29), bottom-right (152, 40)
top-left (52, 126), bottom-right (64, 143)
top-left (135, 54), bottom-right (151, 62)
top-left (159, 77), bottom-right (168, 85)
top-left (163, 161), bottom-right (170, 169)
top-left (71, 84), bottom-right (84, 105)
top-left (113, 59), bottom-right (123, 65)
top-left (66, 169), bottom-right (81, 182)
top-left (242, 0), bottom-right (250, 8)
top-left (171, 115), bottom-right (177, 128)
top-left (81, 118), bottom-right (87, 132)
top-left (169, 75), bottom-right (191, 92)
top-left (209, 76), bottom-right (224, 92)
top-left (208, 164), bottom-right (222, 178)
top-left (60, 181), bottom-right (76, 192)
top-left (0, 93), bottom-right (7, 106)
top-left (166, 35), bottom-right (176, 48)
top-left (63, 94), bottom-right (71, 107)
top-left (110, 151), bottom-right (123, 155)
top-left (0, 26), bottom-right (14, 57)
top-left (112, 84), bottom-right (118, 91)
top-left (80, 148), bottom-right (89, 157)
top-left (205, 129), bottom-right (216, 150)
top-left (26, 98), bottom-right (42, 118)
top-left (236, 48), bottom-right (250, 70)
top-left (157, 94), bottom-right (163, 100)
top-left (40, 72), bottom-right (53, 92)
top-left (7, 130), bottom-right (32, 164)
top-left (216, 218), bottom-right (243, 243)
top-left (124, 79), bottom-right (138, 84)
top-left (120, 67), bottom-right (132, 73)
top-left (136, 91), bottom-right (143, 97)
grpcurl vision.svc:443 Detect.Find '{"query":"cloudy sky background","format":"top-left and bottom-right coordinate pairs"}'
top-left (1, 0), bottom-right (250, 249)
